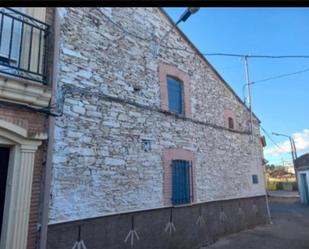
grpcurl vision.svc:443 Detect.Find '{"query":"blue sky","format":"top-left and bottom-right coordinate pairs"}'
top-left (165, 8), bottom-right (309, 165)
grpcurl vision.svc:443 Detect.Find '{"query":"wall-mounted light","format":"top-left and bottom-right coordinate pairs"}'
top-left (154, 7), bottom-right (200, 57)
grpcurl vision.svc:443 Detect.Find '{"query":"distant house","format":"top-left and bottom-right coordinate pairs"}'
top-left (295, 153), bottom-right (309, 204)
top-left (285, 166), bottom-right (295, 174)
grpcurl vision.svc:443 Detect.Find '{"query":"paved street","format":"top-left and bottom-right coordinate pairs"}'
top-left (202, 198), bottom-right (309, 249)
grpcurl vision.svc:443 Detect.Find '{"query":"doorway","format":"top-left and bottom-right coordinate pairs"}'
top-left (0, 147), bottom-right (10, 239)
top-left (300, 173), bottom-right (309, 205)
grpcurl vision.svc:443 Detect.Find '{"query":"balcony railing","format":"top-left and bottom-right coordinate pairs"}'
top-left (0, 8), bottom-right (50, 84)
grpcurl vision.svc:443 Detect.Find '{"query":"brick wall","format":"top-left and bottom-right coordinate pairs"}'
top-left (26, 8), bottom-right (54, 248)
top-left (0, 7), bottom-right (53, 249)
top-left (0, 105), bottom-right (48, 249)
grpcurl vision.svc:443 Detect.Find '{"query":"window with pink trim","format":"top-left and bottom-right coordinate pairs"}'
top-left (224, 109), bottom-right (237, 130)
top-left (228, 117), bottom-right (234, 130)
top-left (159, 63), bottom-right (192, 118)
top-left (162, 148), bottom-right (196, 206)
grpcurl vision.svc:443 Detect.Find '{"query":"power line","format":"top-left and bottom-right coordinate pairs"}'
top-left (204, 53), bottom-right (309, 59)
top-left (251, 67), bottom-right (309, 85)
top-left (98, 10), bottom-right (309, 61)
top-left (216, 64), bottom-right (243, 71)
top-left (261, 126), bottom-right (286, 153)
top-left (240, 66), bottom-right (309, 100)
top-left (261, 127), bottom-right (288, 167)
top-left (247, 55), bottom-right (309, 59)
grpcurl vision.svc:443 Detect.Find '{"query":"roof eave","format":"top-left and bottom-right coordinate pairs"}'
top-left (158, 8), bottom-right (261, 124)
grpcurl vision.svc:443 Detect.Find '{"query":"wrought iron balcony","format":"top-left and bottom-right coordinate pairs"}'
top-left (0, 8), bottom-right (50, 84)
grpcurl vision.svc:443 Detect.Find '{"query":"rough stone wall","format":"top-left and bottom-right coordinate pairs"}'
top-left (49, 8), bottom-right (266, 223)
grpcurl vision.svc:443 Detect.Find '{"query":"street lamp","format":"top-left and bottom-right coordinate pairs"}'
top-left (176, 8), bottom-right (200, 25)
top-left (272, 132), bottom-right (297, 161)
top-left (272, 132), bottom-right (299, 195)
top-left (155, 8), bottom-right (200, 57)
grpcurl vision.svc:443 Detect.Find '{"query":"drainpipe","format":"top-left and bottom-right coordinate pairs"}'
top-left (38, 7), bottom-right (61, 249)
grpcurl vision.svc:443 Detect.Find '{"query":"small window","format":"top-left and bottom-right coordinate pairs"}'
top-left (167, 76), bottom-right (183, 115)
top-left (228, 117), bottom-right (234, 130)
top-left (252, 174), bottom-right (258, 184)
top-left (141, 139), bottom-right (151, 152)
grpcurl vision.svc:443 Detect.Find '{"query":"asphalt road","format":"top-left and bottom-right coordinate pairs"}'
top-left (202, 197), bottom-right (309, 249)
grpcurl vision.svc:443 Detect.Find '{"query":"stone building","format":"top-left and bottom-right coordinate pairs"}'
top-left (43, 7), bottom-right (269, 249)
top-left (0, 7), bottom-right (55, 249)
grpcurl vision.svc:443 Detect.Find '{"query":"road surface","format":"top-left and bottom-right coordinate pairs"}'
top-left (202, 197), bottom-right (309, 249)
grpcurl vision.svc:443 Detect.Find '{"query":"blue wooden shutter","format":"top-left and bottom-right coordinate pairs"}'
top-left (167, 77), bottom-right (183, 114)
top-left (172, 160), bottom-right (191, 205)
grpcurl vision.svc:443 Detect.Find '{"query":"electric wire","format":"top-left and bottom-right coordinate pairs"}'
top-left (261, 126), bottom-right (286, 153)
top-left (261, 126), bottom-right (289, 167)
top-left (204, 53), bottom-right (309, 59)
top-left (99, 7), bottom-right (308, 154)
top-left (241, 66), bottom-right (309, 100)
top-left (98, 9), bottom-right (309, 61)
top-left (250, 67), bottom-right (309, 85)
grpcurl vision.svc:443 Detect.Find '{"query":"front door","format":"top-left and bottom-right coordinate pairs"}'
top-left (0, 147), bottom-right (10, 239)
top-left (300, 173), bottom-right (309, 205)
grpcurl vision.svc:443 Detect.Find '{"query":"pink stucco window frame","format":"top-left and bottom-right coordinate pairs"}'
top-left (162, 148), bottom-right (196, 206)
top-left (159, 63), bottom-right (192, 118)
top-left (224, 109), bottom-right (237, 130)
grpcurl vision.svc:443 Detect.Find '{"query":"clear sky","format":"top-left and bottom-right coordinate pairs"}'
top-left (165, 7), bottom-right (309, 166)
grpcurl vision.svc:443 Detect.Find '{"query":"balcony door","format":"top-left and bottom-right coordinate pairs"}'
top-left (0, 7), bottom-right (48, 83)
top-left (0, 8), bottom-right (24, 65)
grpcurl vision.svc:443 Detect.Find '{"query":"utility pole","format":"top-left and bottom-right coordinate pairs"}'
top-left (272, 132), bottom-right (298, 173)
top-left (291, 137), bottom-right (297, 159)
top-left (243, 55), bottom-right (254, 141)
top-left (243, 56), bottom-right (271, 223)
top-left (288, 136), bottom-right (298, 161)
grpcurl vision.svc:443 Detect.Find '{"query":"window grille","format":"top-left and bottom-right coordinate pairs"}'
top-left (171, 160), bottom-right (192, 205)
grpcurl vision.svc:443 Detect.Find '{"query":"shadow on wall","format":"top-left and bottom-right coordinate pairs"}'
top-left (47, 196), bottom-right (268, 249)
